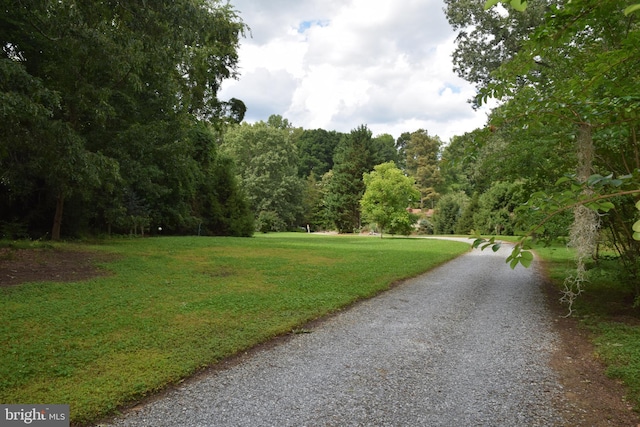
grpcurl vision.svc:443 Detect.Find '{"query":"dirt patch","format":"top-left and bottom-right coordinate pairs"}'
top-left (0, 248), bottom-right (115, 287)
top-left (543, 279), bottom-right (640, 426)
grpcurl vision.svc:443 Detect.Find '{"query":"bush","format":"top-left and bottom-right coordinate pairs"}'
top-left (256, 211), bottom-right (286, 233)
top-left (388, 213), bottom-right (417, 236)
top-left (417, 219), bottom-right (434, 235)
top-left (0, 220), bottom-right (30, 240)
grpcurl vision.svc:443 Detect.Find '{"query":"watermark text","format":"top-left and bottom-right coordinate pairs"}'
top-left (1, 405), bottom-right (69, 427)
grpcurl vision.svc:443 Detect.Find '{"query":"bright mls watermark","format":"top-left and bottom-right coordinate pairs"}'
top-left (0, 405), bottom-right (69, 427)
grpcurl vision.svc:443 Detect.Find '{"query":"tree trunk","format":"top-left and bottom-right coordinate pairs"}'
top-left (51, 193), bottom-right (65, 241)
top-left (576, 123), bottom-right (594, 183)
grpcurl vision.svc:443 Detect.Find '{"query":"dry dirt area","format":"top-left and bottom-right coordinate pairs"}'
top-left (0, 248), bottom-right (115, 287)
top-left (542, 278), bottom-right (640, 427)
top-left (1, 248), bottom-right (639, 426)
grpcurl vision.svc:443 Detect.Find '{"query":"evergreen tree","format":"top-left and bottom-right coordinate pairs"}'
top-left (433, 192), bottom-right (469, 235)
top-left (404, 129), bottom-right (443, 208)
top-left (455, 193), bottom-right (480, 235)
top-left (324, 125), bottom-right (376, 233)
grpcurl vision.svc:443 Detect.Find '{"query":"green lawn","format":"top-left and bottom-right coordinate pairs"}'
top-left (534, 243), bottom-right (640, 411)
top-left (0, 233), bottom-right (469, 425)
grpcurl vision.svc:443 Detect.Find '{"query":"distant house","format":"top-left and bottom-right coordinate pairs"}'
top-left (406, 208), bottom-right (434, 218)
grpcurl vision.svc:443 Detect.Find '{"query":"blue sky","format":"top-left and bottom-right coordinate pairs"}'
top-left (219, 0), bottom-right (492, 141)
top-left (297, 20), bottom-right (329, 33)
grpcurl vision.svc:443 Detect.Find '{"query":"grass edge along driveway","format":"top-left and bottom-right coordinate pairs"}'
top-left (0, 233), bottom-right (470, 425)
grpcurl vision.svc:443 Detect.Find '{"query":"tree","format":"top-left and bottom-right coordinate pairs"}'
top-left (1, 0), bottom-right (247, 239)
top-left (372, 134), bottom-right (400, 166)
top-left (455, 193), bottom-right (480, 235)
top-left (361, 162), bottom-right (420, 238)
top-left (188, 124), bottom-right (254, 237)
top-left (324, 125), bottom-right (377, 233)
top-left (433, 192), bottom-right (470, 235)
top-left (394, 132), bottom-right (412, 171)
top-left (469, 0), bottom-right (640, 308)
top-left (444, 0), bottom-right (549, 105)
top-left (439, 128), bottom-right (489, 195)
top-left (296, 129), bottom-right (342, 178)
top-left (222, 118), bottom-right (304, 231)
top-left (404, 130), bottom-right (443, 208)
top-left (266, 114), bottom-right (292, 130)
top-left (473, 181), bottom-right (528, 235)
top-left (300, 173), bottom-right (327, 231)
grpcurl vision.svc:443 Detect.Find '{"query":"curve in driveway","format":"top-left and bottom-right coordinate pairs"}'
top-left (102, 244), bottom-right (569, 427)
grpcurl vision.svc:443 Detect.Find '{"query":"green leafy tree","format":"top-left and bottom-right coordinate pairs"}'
top-left (444, 0), bottom-right (549, 104)
top-left (361, 162), bottom-right (420, 238)
top-left (372, 134), bottom-right (400, 166)
top-left (256, 210), bottom-right (286, 233)
top-left (469, 0), bottom-right (640, 308)
top-left (188, 124), bottom-right (254, 236)
top-left (266, 114), bottom-right (293, 130)
top-left (473, 181), bottom-right (528, 235)
top-left (394, 132), bottom-right (411, 171)
top-left (483, 105), bottom-right (576, 192)
top-left (222, 118), bottom-right (304, 231)
top-left (439, 129), bottom-right (489, 195)
top-left (296, 129), bottom-right (342, 178)
top-left (455, 193), bottom-right (480, 234)
top-left (300, 173), bottom-right (327, 231)
top-left (0, 1), bottom-right (247, 239)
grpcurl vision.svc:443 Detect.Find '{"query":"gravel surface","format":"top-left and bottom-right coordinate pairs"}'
top-left (101, 244), bottom-right (569, 427)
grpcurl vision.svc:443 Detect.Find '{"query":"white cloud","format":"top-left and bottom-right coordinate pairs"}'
top-left (220, 0), bottom-right (489, 141)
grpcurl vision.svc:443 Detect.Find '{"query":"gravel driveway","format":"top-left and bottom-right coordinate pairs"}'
top-left (102, 243), bottom-right (569, 426)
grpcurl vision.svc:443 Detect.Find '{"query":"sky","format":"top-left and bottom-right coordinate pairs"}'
top-left (219, 0), bottom-right (492, 142)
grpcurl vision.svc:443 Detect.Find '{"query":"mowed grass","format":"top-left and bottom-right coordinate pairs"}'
top-left (534, 243), bottom-right (640, 410)
top-left (0, 233), bottom-right (469, 425)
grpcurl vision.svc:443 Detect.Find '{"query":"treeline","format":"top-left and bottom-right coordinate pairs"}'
top-left (0, 1), bottom-right (445, 240)
top-left (431, 128), bottom-right (571, 237)
top-left (0, 0), bottom-right (561, 243)
top-left (1, 1), bottom-right (253, 239)
top-left (218, 117), bottom-right (440, 235)
top-left (0, 0), bottom-right (552, 243)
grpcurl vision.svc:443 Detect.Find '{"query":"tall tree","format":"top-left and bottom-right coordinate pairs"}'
top-left (473, 181), bottom-right (529, 235)
top-left (296, 129), bottom-right (342, 178)
top-left (444, 0), bottom-right (550, 104)
top-left (371, 133), bottom-right (400, 166)
top-left (404, 130), bottom-right (443, 208)
top-left (0, 0), bottom-right (247, 239)
top-left (439, 128), bottom-right (488, 195)
top-left (222, 118), bottom-right (304, 231)
top-left (300, 173), bottom-right (327, 231)
top-left (394, 132), bottom-right (412, 171)
top-left (324, 125), bottom-right (376, 233)
top-left (432, 192), bottom-right (470, 235)
top-left (188, 123), bottom-right (254, 237)
top-left (471, 0), bottom-right (640, 305)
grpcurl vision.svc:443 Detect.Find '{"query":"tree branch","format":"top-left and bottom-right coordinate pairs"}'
top-left (527, 189), bottom-right (640, 238)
